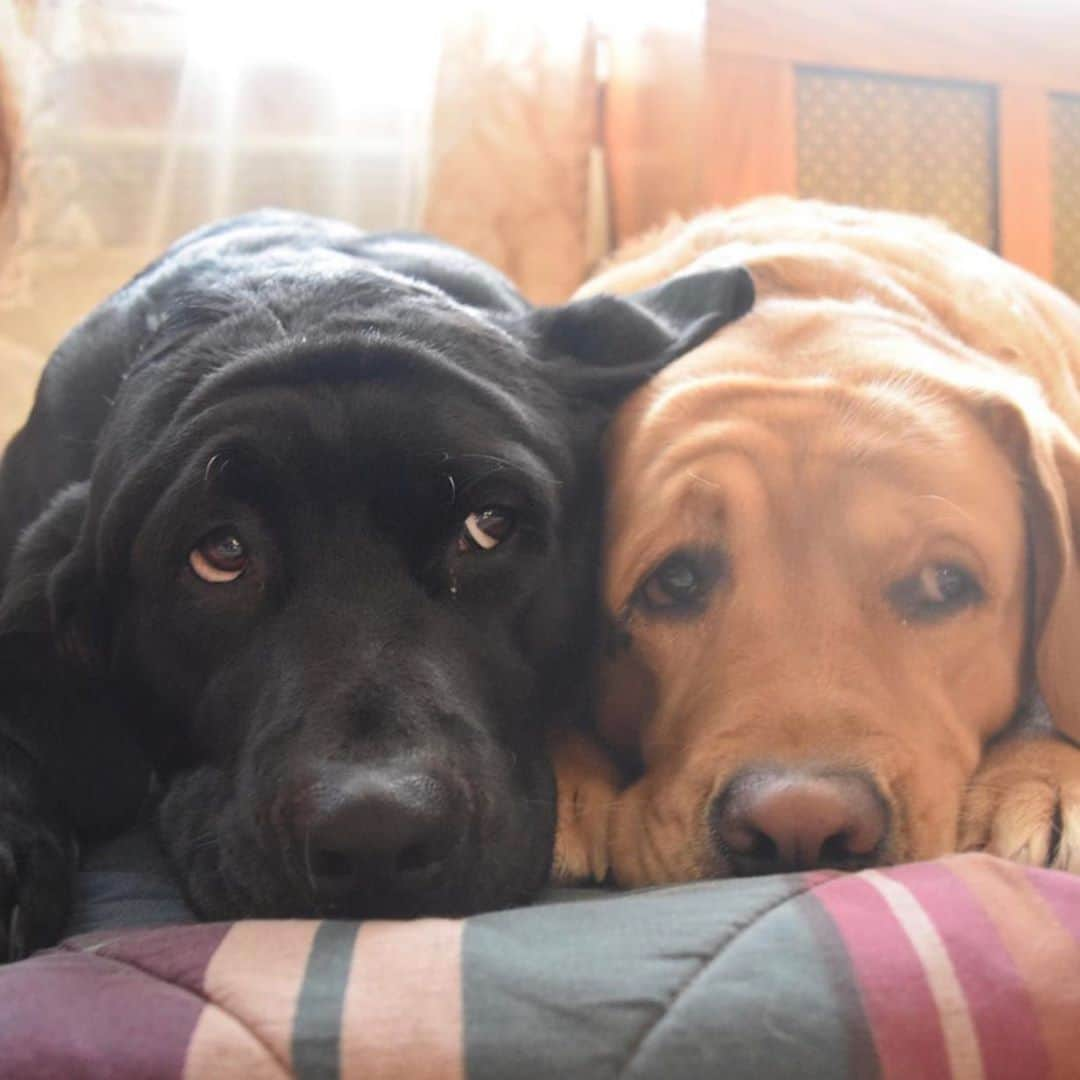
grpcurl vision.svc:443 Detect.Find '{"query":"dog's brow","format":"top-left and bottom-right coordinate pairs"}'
top-left (455, 460), bottom-right (514, 495)
top-left (916, 493), bottom-right (980, 527)
top-left (451, 452), bottom-right (517, 470)
top-left (449, 453), bottom-right (554, 499)
top-left (203, 452), bottom-right (231, 485)
top-left (198, 442), bottom-right (283, 509)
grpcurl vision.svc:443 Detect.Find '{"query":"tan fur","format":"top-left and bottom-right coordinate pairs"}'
top-left (556, 199), bottom-right (1080, 886)
top-left (549, 728), bottom-right (620, 883)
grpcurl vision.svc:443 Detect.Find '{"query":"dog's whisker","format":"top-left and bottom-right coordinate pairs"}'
top-left (189, 833), bottom-right (219, 854)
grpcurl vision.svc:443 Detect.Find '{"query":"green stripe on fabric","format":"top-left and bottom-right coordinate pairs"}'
top-left (464, 875), bottom-right (822, 1080)
top-left (291, 920), bottom-right (361, 1080)
top-left (796, 890), bottom-right (880, 1080)
top-left (614, 884), bottom-right (860, 1079)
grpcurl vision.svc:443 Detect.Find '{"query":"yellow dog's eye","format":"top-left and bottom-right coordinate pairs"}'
top-left (637, 550), bottom-right (722, 615)
top-left (189, 528), bottom-right (248, 583)
top-left (889, 562), bottom-right (983, 622)
top-left (458, 507), bottom-right (516, 553)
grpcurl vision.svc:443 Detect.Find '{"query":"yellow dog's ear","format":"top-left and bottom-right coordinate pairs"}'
top-left (1030, 428), bottom-right (1080, 743)
top-left (984, 390), bottom-right (1080, 741)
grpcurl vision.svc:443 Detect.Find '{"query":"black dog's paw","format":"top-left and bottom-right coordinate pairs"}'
top-left (0, 810), bottom-right (76, 963)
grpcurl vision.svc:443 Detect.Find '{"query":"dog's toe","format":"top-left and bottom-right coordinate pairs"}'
top-left (961, 736), bottom-right (1080, 873)
top-left (0, 816), bottom-right (77, 962)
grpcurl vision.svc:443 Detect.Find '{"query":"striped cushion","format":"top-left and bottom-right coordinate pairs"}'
top-left (2, 854), bottom-right (1078, 1078)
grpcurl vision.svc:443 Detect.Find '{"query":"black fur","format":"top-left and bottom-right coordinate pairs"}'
top-left (0, 210), bottom-right (752, 958)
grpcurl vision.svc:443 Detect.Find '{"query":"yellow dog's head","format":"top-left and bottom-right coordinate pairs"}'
top-left (589, 200), bottom-right (1080, 886)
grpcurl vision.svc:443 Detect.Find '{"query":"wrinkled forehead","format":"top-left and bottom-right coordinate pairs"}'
top-left (179, 376), bottom-right (563, 506)
top-left (607, 379), bottom-right (1025, 594)
top-left (89, 361), bottom-right (565, 574)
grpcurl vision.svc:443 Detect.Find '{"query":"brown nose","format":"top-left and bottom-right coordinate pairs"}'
top-left (709, 767), bottom-right (889, 875)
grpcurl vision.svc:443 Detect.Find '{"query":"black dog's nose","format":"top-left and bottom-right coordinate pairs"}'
top-left (710, 767), bottom-right (888, 875)
top-left (299, 762), bottom-right (464, 895)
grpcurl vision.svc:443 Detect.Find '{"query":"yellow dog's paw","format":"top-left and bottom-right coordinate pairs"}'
top-left (548, 728), bottom-right (621, 885)
top-left (960, 736), bottom-right (1080, 873)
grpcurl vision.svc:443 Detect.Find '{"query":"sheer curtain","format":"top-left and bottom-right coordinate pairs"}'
top-left (0, 0), bottom-right (707, 439)
top-left (1, 2), bottom-right (444, 363)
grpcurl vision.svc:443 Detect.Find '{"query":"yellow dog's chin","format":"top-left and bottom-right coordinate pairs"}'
top-left (548, 740), bottom-right (1080, 888)
top-left (590, 743), bottom-right (1080, 887)
top-left (603, 775), bottom-right (963, 888)
top-left (551, 725), bottom-right (977, 888)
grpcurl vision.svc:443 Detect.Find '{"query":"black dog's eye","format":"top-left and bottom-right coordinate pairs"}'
top-left (189, 528), bottom-right (248, 583)
top-left (889, 562), bottom-right (984, 622)
top-left (637, 550), bottom-right (723, 615)
top-left (458, 507), bottom-right (516, 553)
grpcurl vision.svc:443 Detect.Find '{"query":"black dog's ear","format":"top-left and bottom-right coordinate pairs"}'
top-left (0, 482), bottom-right (151, 852)
top-left (0, 483), bottom-right (108, 677)
top-left (531, 265), bottom-right (754, 403)
top-left (47, 545), bottom-right (110, 677)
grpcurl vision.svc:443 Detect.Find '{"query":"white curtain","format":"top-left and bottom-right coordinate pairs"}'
top-left (0, 0), bottom-right (705, 440)
top-left (0, 0), bottom-right (446, 438)
top-left (2, 2), bottom-right (442, 309)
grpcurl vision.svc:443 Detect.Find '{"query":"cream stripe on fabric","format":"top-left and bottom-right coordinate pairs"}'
top-left (862, 870), bottom-right (985, 1080)
top-left (183, 1005), bottom-right (289, 1080)
top-left (339, 918), bottom-right (464, 1080)
top-left (184, 921), bottom-right (321, 1079)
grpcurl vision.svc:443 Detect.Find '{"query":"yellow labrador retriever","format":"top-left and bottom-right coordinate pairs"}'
top-left (554, 199), bottom-right (1080, 887)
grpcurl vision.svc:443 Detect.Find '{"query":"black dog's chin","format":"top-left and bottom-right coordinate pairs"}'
top-left (157, 761), bottom-right (555, 921)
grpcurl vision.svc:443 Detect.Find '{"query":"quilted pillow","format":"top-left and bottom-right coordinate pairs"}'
top-left (2, 850), bottom-right (1078, 1079)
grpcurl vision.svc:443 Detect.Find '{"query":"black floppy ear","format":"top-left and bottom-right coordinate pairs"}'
top-left (0, 483), bottom-right (151, 845)
top-left (532, 265), bottom-right (754, 403)
top-left (0, 483), bottom-right (109, 677)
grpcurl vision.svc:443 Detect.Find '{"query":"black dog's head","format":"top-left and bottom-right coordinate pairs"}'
top-left (1, 220), bottom-right (752, 920)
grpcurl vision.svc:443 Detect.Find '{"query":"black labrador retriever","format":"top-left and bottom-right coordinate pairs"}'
top-left (0, 210), bottom-right (752, 959)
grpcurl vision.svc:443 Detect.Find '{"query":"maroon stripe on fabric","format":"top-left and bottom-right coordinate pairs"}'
top-left (814, 873), bottom-right (951, 1080)
top-left (0, 924), bottom-right (233, 1080)
top-left (70, 921), bottom-right (234, 991)
top-left (881, 861), bottom-right (1049, 1080)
